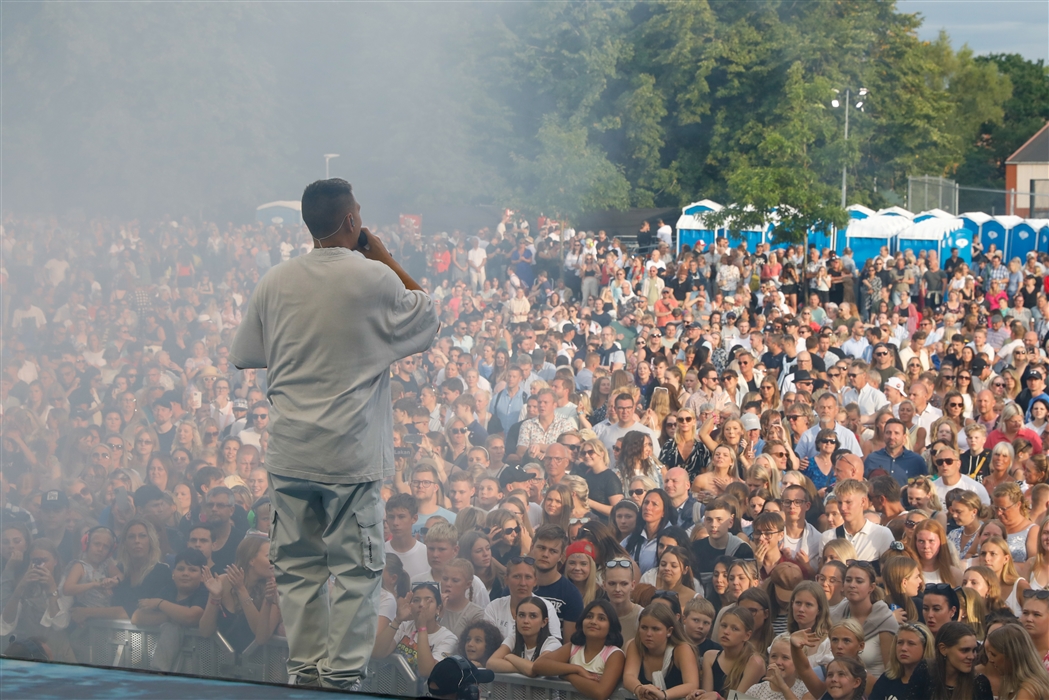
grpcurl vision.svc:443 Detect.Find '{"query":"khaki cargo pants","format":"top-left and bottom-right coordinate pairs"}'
top-left (269, 475), bottom-right (385, 689)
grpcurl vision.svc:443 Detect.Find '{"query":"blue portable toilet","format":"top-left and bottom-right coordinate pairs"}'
top-left (256, 201), bottom-right (303, 226)
top-left (981, 215), bottom-right (1024, 259)
top-left (676, 199), bottom-right (722, 255)
top-left (720, 206), bottom-right (766, 251)
top-left (1010, 221), bottom-right (1040, 261)
top-left (961, 212), bottom-right (993, 262)
top-left (1030, 219), bottom-right (1049, 253)
top-left (835, 205), bottom-right (877, 255)
top-left (897, 212), bottom-right (965, 259)
top-left (844, 214), bottom-right (911, 261)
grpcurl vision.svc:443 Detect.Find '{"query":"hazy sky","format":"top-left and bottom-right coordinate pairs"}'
top-left (900, 0), bottom-right (1049, 62)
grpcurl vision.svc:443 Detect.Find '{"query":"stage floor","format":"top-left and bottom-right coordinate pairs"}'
top-left (0, 657), bottom-right (394, 698)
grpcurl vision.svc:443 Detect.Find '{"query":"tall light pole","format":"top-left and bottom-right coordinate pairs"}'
top-left (324, 153), bottom-right (340, 179)
top-left (831, 88), bottom-right (867, 208)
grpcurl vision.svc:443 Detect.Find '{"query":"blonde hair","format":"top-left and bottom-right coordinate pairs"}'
top-left (444, 558), bottom-right (476, 601)
top-left (822, 538), bottom-right (858, 564)
top-left (981, 536), bottom-right (1022, 585)
top-left (830, 618), bottom-right (864, 646)
top-left (885, 623), bottom-right (935, 680)
top-left (985, 623), bottom-right (1049, 700)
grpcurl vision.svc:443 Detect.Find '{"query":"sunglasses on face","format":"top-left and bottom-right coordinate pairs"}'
top-left (251, 414), bottom-right (268, 420)
top-left (450, 428), bottom-right (469, 435)
top-left (503, 526), bottom-right (521, 536)
top-left (630, 489), bottom-right (646, 497)
top-left (934, 457), bottom-right (957, 466)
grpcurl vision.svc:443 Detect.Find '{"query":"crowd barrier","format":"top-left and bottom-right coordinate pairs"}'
top-left (60, 620), bottom-right (636, 698)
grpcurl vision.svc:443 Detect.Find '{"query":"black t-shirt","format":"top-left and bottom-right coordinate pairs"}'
top-left (211, 523), bottom-right (248, 572)
top-left (696, 638), bottom-right (722, 657)
top-left (869, 661), bottom-right (929, 700)
top-left (156, 425), bottom-right (176, 455)
top-left (690, 538), bottom-right (754, 577)
top-left (160, 580), bottom-right (210, 612)
top-left (535, 575), bottom-right (584, 628)
top-left (113, 563), bottom-right (172, 617)
top-left (581, 469), bottom-right (623, 521)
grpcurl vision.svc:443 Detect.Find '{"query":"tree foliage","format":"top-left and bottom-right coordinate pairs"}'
top-left (3, 1), bottom-right (1044, 223)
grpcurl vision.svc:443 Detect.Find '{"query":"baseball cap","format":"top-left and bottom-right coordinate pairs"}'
top-left (499, 465), bottom-right (533, 490)
top-left (565, 540), bottom-right (597, 560)
top-left (885, 376), bottom-right (906, 395)
top-left (741, 414), bottom-right (761, 431)
top-left (232, 399), bottom-right (249, 410)
top-left (970, 357), bottom-right (988, 373)
top-left (41, 490), bottom-right (69, 511)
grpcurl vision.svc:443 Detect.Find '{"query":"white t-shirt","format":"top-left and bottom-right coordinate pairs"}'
top-left (933, 474), bottom-right (990, 505)
top-left (782, 521), bottom-right (824, 562)
top-left (484, 596), bottom-right (563, 641)
top-left (386, 539), bottom-right (430, 579)
top-left (392, 620), bottom-right (458, 674)
top-left (498, 633), bottom-right (562, 661)
top-left (379, 588), bottom-right (397, 622)
top-left (468, 247), bottom-right (487, 271)
top-left (819, 519), bottom-right (895, 562)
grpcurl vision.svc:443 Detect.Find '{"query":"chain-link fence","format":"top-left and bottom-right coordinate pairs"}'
top-left (908, 176), bottom-right (959, 214)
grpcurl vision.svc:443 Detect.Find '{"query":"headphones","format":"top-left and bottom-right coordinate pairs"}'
top-left (81, 525), bottom-right (117, 556)
top-left (448, 655), bottom-right (481, 700)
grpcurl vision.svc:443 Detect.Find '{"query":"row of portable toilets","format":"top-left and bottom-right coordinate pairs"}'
top-left (675, 200), bottom-right (1049, 264)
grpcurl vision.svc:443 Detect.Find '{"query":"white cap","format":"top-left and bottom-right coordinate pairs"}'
top-left (741, 413), bottom-right (761, 431)
top-left (885, 376), bottom-right (906, 395)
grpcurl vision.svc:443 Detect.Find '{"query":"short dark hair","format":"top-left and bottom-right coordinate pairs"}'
top-left (386, 492), bottom-right (419, 517)
top-left (301, 179), bottom-right (356, 239)
top-left (193, 467), bottom-right (226, 495)
top-left (533, 524), bottom-right (568, 551)
top-left (174, 548), bottom-right (208, 569)
top-left (869, 475), bottom-right (901, 503)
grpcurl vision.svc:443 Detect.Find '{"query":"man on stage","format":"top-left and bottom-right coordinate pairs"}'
top-left (231, 179), bottom-right (439, 689)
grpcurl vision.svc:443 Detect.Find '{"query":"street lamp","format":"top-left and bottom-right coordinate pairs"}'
top-left (831, 88), bottom-right (868, 208)
top-left (324, 154), bottom-right (340, 179)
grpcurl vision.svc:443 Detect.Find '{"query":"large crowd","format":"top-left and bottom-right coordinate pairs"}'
top-left (1, 210), bottom-right (1048, 700)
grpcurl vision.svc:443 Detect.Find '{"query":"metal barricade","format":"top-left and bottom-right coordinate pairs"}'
top-left (83, 620), bottom-right (289, 683)
top-left (75, 621), bottom-right (636, 697)
top-left (360, 654), bottom-right (422, 697)
top-left (486, 673), bottom-right (633, 700)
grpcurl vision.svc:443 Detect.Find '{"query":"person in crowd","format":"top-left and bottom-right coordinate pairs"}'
top-left (199, 534), bottom-right (281, 653)
top-left (529, 525), bottom-right (583, 640)
top-left (979, 535), bottom-right (1030, 615)
top-left (456, 619), bottom-right (503, 668)
top-left (439, 558), bottom-right (485, 638)
top-left (0, 537), bottom-right (75, 662)
top-left (564, 539), bottom-right (600, 607)
top-left (868, 622), bottom-right (936, 700)
top-left (922, 583), bottom-right (961, 637)
top-left (906, 519), bottom-right (963, 586)
top-left (374, 581), bottom-right (457, 679)
top-left (699, 604), bottom-right (766, 696)
top-left (623, 603), bottom-right (700, 700)
top-left (533, 599), bottom-right (627, 700)
top-left (929, 622), bottom-right (985, 700)
top-left (485, 595), bottom-right (561, 676)
top-left (832, 560), bottom-right (898, 680)
top-left (131, 548), bottom-right (209, 671)
top-left (483, 556), bottom-right (562, 641)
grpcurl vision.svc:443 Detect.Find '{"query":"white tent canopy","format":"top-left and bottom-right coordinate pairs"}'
top-left (846, 214), bottom-right (914, 238)
top-left (900, 216), bottom-right (965, 240)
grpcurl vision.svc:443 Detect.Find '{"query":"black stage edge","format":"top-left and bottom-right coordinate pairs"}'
top-left (0, 656), bottom-right (416, 699)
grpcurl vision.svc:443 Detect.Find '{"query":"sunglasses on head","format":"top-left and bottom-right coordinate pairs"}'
top-left (606, 559), bottom-right (633, 569)
top-left (508, 556), bottom-right (536, 566)
top-left (1023, 588), bottom-right (1049, 600)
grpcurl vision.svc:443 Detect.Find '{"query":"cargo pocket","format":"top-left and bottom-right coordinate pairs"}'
top-left (353, 490), bottom-right (386, 577)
